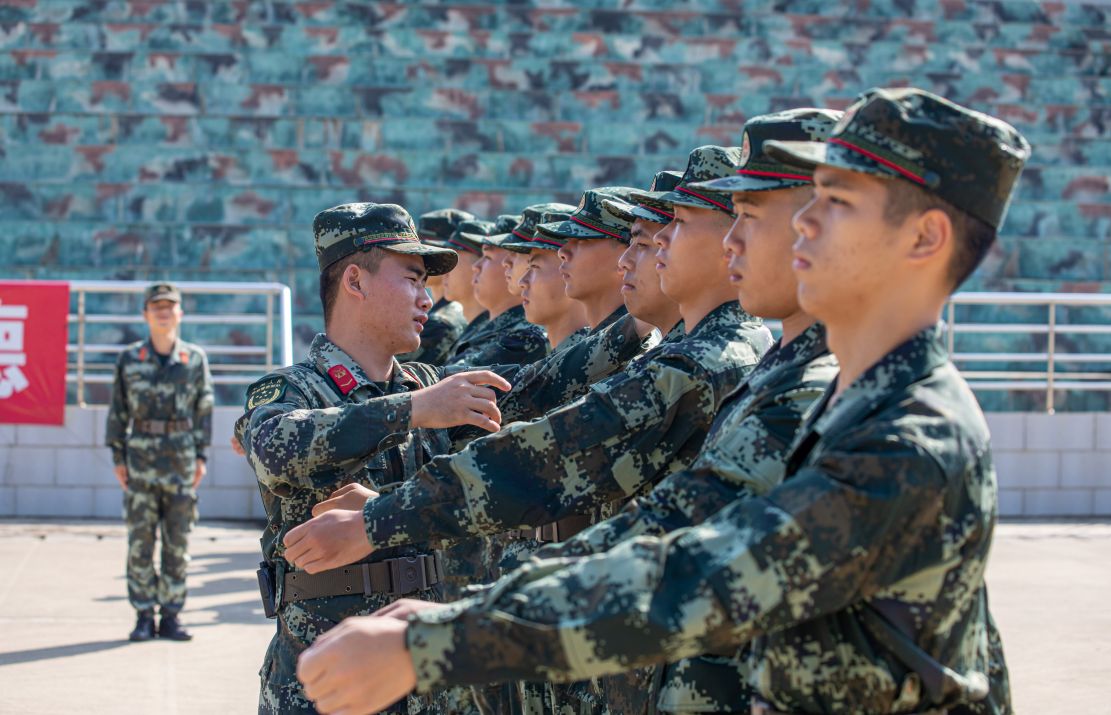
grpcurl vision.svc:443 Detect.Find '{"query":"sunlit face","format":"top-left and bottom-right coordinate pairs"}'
top-left (617, 218), bottom-right (675, 324)
top-left (143, 299), bottom-right (182, 335)
top-left (556, 237), bottom-right (625, 301)
top-left (473, 245), bottom-right (513, 309)
top-left (443, 250), bottom-right (480, 303)
top-left (722, 187), bottom-right (811, 320)
top-left (791, 167), bottom-right (908, 324)
top-left (502, 250), bottom-right (530, 297)
top-left (355, 252), bottom-right (433, 355)
top-left (652, 204), bottom-right (733, 304)
top-left (520, 249), bottom-right (575, 327)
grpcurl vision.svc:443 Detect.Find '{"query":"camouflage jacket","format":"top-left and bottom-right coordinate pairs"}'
top-left (547, 322), bottom-right (837, 713)
top-left (105, 337), bottom-right (213, 479)
top-left (235, 333), bottom-right (452, 573)
top-left (362, 301), bottom-right (772, 549)
top-left (405, 325), bottom-right (1011, 715)
top-left (447, 305), bottom-right (548, 368)
top-left (397, 297), bottom-right (468, 366)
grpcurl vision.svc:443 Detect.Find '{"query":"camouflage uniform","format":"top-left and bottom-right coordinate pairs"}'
top-left (239, 202), bottom-right (460, 714)
top-left (404, 88), bottom-right (1029, 715)
top-left (105, 297), bottom-right (213, 619)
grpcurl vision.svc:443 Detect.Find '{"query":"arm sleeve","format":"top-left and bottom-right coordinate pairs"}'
top-left (105, 353), bottom-right (130, 465)
top-left (363, 356), bottom-right (714, 549)
top-left (192, 351), bottom-right (215, 461)
top-left (447, 327), bottom-right (550, 371)
top-left (240, 381), bottom-right (414, 493)
top-left (405, 436), bottom-right (949, 691)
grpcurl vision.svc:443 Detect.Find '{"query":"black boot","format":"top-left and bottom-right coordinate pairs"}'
top-left (129, 611), bottom-right (155, 642)
top-left (157, 612), bottom-right (193, 641)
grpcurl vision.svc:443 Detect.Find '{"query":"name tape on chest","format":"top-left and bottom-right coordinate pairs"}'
top-left (246, 378), bottom-right (286, 409)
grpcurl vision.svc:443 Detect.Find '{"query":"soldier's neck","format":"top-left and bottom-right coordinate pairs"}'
top-left (580, 291), bottom-right (625, 329)
top-left (544, 309), bottom-right (589, 350)
top-left (481, 292), bottom-right (522, 320)
top-left (149, 331), bottom-right (177, 355)
top-left (779, 310), bottom-right (815, 346)
top-left (326, 328), bottom-right (394, 382)
top-left (454, 295), bottom-right (484, 322)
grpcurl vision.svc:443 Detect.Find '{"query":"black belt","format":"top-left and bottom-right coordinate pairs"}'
top-left (535, 514), bottom-right (593, 543)
top-left (281, 554), bottom-right (442, 605)
top-left (132, 418), bottom-right (192, 435)
top-left (752, 704), bottom-right (946, 715)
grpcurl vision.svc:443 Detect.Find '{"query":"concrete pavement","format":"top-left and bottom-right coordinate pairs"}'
top-left (0, 518), bottom-right (1108, 714)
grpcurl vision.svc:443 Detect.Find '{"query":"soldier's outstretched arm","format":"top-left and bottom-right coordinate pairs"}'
top-left (361, 353), bottom-right (719, 551)
top-left (398, 434), bottom-right (952, 692)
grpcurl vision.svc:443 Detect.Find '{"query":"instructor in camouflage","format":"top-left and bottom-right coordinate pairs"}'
top-left (105, 281), bottom-right (213, 643)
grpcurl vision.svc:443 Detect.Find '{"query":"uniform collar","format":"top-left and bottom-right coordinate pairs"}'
top-left (482, 304), bottom-right (527, 332)
top-left (591, 305), bottom-right (628, 334)
top-left (746, 321), bottom-right (829, 397)
top-left (685, 300), bottom-right (757, 339)
top-left (309, 333), bottom-right (421, 398)
top-left (142, 336), bottom-right (187, 365)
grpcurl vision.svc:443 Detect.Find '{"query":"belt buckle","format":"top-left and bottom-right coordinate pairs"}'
top-left (388, 557), bottom-right (428, 595)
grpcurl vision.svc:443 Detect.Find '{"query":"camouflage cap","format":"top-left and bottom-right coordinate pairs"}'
top-left (417, 208), bottom-right (475, 248)
top-left (449, 219), bottom-right (496, 255)
top-left (503, 205), bottom-right (578, 252)
top-left (630, 147), bottom-right (741, 216)
top-left (483, 213), bottom-right (528, 251)
top-left (603, 170), bottom-right (683, 225)
top-left (765, 87), bottom-right (1031, 229)
top-left (535, 187), bottom-right (636, 244)
top-left (314, 203), bottom-right (458, 276)
top-left (144, 281), bottom-right (181, 305)
top-left (690, 109), bottom-right (843, 194)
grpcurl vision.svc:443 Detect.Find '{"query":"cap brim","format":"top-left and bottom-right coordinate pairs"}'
top-left (764, 140), bottom-right (827, 172)
top-left (689, 174), bottom-right (810, 194)
top-left (536, 219), bottom-right (608, 240)
top-left (380, 242), bottom-right (458, 276)
top-left (627, 203), bottom-right (672, 225)
top-left (483, 233), bottom-right (530, 253)
top-left (146, 292), bottom-right (180, 303)
top-left (601, 198), bottom-right (636, 223)
top-left (654, 189), bottom-right (734, 214)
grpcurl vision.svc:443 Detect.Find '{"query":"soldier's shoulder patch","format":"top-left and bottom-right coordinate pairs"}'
top-left (246, 377), bottom-right (287, 409)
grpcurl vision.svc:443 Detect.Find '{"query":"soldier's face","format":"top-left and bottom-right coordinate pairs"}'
top-left (792, 167), bottom-right (908, 323)
top-left (443, 251), bottom-right (479, 303)
top-left (520, 250), bottom-right (572, 327)
top-left (358, 253), bottom-right (432, 354)
top-left (557, 237), bottom-right (624, 301)
top-left (473, 247), bottom-right (512, 308)
top-left (653, 205), bottom-right (733, 305)
top-left (143, 299), bottom-right (182, 335)
top-left (724, 187), bottom-right (809, 320)
top-left (502, 251), bottom-right (529, 297)
top-left (618, 219), bottom-right (674, 325)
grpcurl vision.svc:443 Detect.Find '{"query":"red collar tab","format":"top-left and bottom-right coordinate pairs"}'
top-left (570, 215), bottom-right (624, 241)
top-left (138, 346), bottom-right (148, 361)
top-left (736, 168), bottom-right (812, 182)
top-left (829, 138), bottom-right (927, 185)
top-left (179, 350), bottom-right (189, 364)
top-left (675, 186), bottom-right (734, 213)
top-left (328, 365), bottom-right (358, 395)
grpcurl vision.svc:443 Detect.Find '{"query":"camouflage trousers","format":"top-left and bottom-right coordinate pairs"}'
top-left (260, 589), bottom-right (443, 715)
top-left (124, 478), bottom-right (197, 614)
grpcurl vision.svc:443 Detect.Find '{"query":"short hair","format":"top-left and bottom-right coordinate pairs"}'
top-left (319, 249), bottom-right (385, 326)
top-left (883, 180), bottom-right (996, 291)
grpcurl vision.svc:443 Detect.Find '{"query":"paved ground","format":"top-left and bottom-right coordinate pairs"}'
top-left (0, 519), bottom-right (1107, 714)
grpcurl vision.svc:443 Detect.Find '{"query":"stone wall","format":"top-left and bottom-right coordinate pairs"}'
top-left (2, 407), bottom-right (1109, 519)
top-left (0, 1), bottom-right (1107, 402)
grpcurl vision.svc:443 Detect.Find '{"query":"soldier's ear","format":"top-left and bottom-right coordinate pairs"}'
top-left (908, 208), bottom-right (952, 263)
top-left (341, 263), bottom-right (370, 300)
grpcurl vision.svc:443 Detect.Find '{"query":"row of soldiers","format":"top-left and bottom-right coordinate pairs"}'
top-left (235, 86), bottom-right (1030, 715)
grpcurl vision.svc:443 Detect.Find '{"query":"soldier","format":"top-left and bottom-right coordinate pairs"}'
top-left (396, 209), bottom-right (475, 365)
top-left (440, 219), bottom-right (490, 356)
top-left (105, 281), bottom-right (213, 643)
top-left (235, 202), bottom-right (513, 714)
top-left (300, 89), bottom-right (1028, 715)
top-left (281, 145), bottom-right (773, 593)
top-left (445, 218), bottom-right (549, 368)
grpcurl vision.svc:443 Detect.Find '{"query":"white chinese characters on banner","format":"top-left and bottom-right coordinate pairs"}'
top-left (0, 301), bottom-right (30, 399)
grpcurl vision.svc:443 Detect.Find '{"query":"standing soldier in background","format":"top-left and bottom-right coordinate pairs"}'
top-left (105, 282), bottom-right (214, 643)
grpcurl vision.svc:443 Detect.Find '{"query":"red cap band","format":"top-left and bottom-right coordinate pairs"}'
top-left (829, 138), bottom-right (927, 185)
top-left (570, 215), bottom-right (625, 241)
top-left (736, 168), bottom-right (813, 182)
top-left (675, 186), bottom-right (734, 213)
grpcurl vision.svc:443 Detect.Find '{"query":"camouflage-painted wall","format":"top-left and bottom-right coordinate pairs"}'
top-left (0, 1), bottom-right (1108, 407)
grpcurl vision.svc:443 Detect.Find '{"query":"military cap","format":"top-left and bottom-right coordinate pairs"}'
top-left (314, 202), bottom-right (458, 276)
top-left (448, 219), bottom-right (496, 255)
top-left (143, 281), bottom-right (181, 305)
top-left (418, 208), bottom-right (475, 248)
top-left (503, 206), bottom-right (578, 252)
top-left (690, 109), bottom-right (843, 194)
top-left (603, 170), bottom-right (683, 225)
top-left (629, 147), bottom-right (741, 216)
top-left (765, 87), bottom-right (1031, 229)
top-left (535, 187), bottom-right (636, 244)
top-left (483, 213), bottom-right (527, 251)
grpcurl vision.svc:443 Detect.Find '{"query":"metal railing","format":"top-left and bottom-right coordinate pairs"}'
top-left (946, 292), bottom-right (1111, 414)
top-left (69, 280), bottom-right (294, 405)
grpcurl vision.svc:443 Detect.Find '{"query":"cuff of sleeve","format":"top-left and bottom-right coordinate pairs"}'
top-left (373, 393), bottom-right (414, 449)
top-left (111, 450), bottom-right (126, 466)
top-left (406, 602), bottom-right (475, 692)
top-left (195, 452), bottom-right (207, 462)
top-left (363, 491), bottom-right (423, 551)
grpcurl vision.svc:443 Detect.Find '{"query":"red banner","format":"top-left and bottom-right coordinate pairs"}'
top-left (0, 281), bottom-right (70, 425)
